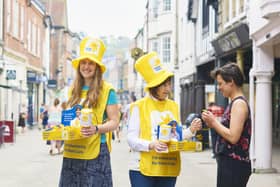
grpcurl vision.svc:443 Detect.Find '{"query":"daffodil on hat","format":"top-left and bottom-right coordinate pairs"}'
top-left (72, 37), bottom-right (106, 73)
top-left (135, 51), bottom-right (174, 91)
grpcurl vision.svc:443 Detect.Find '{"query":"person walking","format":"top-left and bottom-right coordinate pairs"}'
top-left (202, 63), bottom-right (252, 187)
top-left (207, 102), bottom-right (224, 158)
top-left (18, 112), bottom-right (26, 134)
top-left (47, 98), bottom-right (62, 155)
top-left (127, 52), bottom-right (202, 187)
top-left (40, 103), bottom-right (48, 130)
top-left (59, 37), bottom-right (119, 187)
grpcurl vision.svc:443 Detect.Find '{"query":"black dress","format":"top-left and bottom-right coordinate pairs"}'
top-left (18, 113), bottom-right (26, 127)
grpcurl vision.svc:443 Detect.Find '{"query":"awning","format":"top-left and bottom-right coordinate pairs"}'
top-left (0, 84), bottom-right (11, 89)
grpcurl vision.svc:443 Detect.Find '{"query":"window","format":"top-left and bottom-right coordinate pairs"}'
top-left (151, 40), bottom-right (158, 53)
top-left (163, 0), bottom-right (171, 11)
top-left (232, 0), bottom-right (236, 18)
top-left (0, 0), bottom-right (3, 40)
top-left (32, 23), bottom-right (36, 54)
top-left (37, 28), bottom-right (40, 57)
top-left (12, 0), bottom-right (19, 38)
top-left (6, 0), bottom-right (11, 33)
top-left (239, 0), bottom-right (245, 13)
top-left (162, 36), bottom-right (170, 63)
top-left (27, 20), bottom-right (31, 51)
top-left (224, 0), bottom-right (246, 26)
top-left (223, 0), bottom-right (229, 23)
top-left (152, 0), bottom-right (158, 18)
top-left (202, 0), bottom-right (209, 34)
top-left (20, 5), bottom-right (24, 41)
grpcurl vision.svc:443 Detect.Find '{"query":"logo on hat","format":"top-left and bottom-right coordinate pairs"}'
top-left (84, 39), bottom-right (100, 56)
top-left (149, 56), bottom-right (163, 73)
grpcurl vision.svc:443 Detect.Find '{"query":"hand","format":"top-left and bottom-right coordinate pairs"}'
top-left (81, 125), bottom-right (97, 137)
top-left (190, 118), bottom-right (202, 133)
top-left (201, 111), bottom-right (216, 128)
top-left (149, 140), bottom-right (168, 152)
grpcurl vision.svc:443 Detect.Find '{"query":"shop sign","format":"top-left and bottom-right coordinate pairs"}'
top-left (6, 69), bottom-right (16, 80)
top-left (211, 23), bottom-right (251, 56)
top-left (48, 79), bottom-right (57, 88)
top-left (27, 71), bottom-right (37, 82)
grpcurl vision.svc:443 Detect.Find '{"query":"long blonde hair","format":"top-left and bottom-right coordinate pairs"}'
top-left (67, 63), bottom-right (103, 108)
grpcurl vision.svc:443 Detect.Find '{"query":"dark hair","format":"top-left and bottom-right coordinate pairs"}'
top-left (54, 98), bottom-right (60, 106)
top-left (210, 62), bottom-right (244, 87)
top-left (149, 76), bottom-right (172, 99)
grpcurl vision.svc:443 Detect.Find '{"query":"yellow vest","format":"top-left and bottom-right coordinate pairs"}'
top-left (63, 81), bottom-right (113, 159)
top-left (132, 96), bottom-right (181, 176)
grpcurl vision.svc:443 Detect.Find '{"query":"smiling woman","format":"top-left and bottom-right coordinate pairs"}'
top-left (59, 37), bottom-right (119, 187)
top-left (67, 0), bottom-right (146, 38)
top-left (79, 59), bottom-right (97, 80)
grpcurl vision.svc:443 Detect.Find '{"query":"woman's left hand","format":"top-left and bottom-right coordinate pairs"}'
top-left (190, 118), bottom-right (202, 133)
top-left (81, 125), bottom-right (97, 137)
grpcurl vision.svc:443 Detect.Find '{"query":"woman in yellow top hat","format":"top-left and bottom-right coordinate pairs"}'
top-left (127, 52), bottom-right (202, 187)
top-left (59, 37), bottom-right (119, 187)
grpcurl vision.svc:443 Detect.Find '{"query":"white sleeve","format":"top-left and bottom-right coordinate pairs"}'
top-left (127, 105), bottom-right (150, 152)
top-left (183, 127), bottom-right (196, 140)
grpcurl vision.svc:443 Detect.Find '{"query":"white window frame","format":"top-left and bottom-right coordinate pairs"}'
top-left (32, 23), bottom-right (36, 55)
top-left (20, 4), bottom-right (24, 41)
top-left (12, 0), bottom-right (19, 38)
top-left (224, 0), bottom-right (247, 29)
top-left (6, 0), bottom-right (11, 33)
top-left (37, 28), bottom-right (40, 57)
top-left (163, 0), bottom-right (171, 12)
top-left (150, 39), bottom-right (159, 53)
top-left (151, 0), bottom-right (159, 19)
top-left (0, 0), bottom-right (3, 41)
top-left (162, 36), bottom-right (171, 63)
top-left (27, 20), bottom-right (31, 52)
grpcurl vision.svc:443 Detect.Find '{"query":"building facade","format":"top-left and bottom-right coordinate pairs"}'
top-left (249, 0), bottom-right (280, 172)
top-left (0, 0), bottom-right (47, 126)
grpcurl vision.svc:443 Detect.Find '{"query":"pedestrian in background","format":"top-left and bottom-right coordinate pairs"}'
top-left (18, 112), bottom-right (26, 134)
top-left (47, 98), bottom-right (62, 155)
top-left (59, 37), bottom-right (119, 187)
top-left (113, 103), bottom-right (122, 143)
top-left (207, 102), bottom-right (224, 158)
top-left (202, 63), bottom-right (252, 187)
top-left (39, 103), bottom-right (48, 129)
top-left (127, 52), bottom-right (202, 187)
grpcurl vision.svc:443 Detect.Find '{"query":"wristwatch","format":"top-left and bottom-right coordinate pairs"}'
top-left (95, 125), bottom-right (99, 134)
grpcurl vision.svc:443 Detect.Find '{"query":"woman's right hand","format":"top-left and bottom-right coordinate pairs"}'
top-left (201, 111), bottom-right (216, 128)
top-left (149, 140), bottom-right (168, 152)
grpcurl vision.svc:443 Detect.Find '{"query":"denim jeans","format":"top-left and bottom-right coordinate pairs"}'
top-left (129, 170), bottom-right (176, 187)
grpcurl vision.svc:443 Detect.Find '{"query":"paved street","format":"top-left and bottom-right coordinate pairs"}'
top-left (0, 128), bottom-right (280, 187)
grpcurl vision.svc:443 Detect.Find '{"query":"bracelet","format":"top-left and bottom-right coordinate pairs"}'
top-left (95, 125), bottom-right (99, 134)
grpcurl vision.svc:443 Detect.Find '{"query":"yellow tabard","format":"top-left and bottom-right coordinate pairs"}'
top-left (63, 81), bottom-right (113, 159)
top-left (133, 97), bottom-right (181, 176)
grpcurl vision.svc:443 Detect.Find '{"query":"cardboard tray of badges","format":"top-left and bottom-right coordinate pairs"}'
top-left (42, 125), bottom-right (83, 140)
top-left (168, 140), bottom-right (203, 152)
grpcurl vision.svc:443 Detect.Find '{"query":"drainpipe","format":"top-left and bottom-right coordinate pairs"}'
top-left (249, 67), bottom-right (256, 170)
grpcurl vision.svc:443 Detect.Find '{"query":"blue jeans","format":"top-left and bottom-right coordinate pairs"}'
top-left (129, 170), bottom-right (177, 187)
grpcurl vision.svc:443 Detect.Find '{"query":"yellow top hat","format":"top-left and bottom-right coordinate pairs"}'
top-left (72, 37), bottom-right (106, 73)
top-left (135, 51), bottom-right (174, 90)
